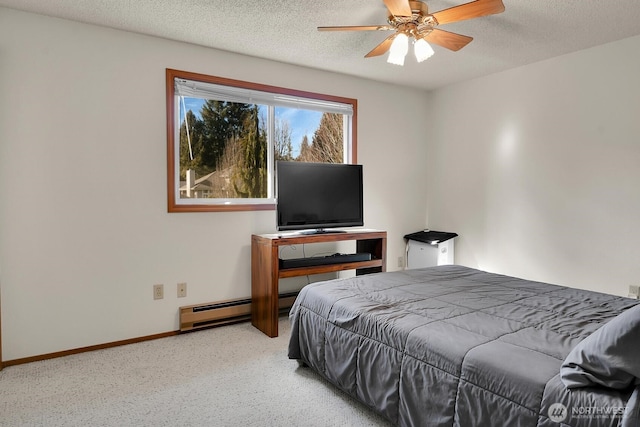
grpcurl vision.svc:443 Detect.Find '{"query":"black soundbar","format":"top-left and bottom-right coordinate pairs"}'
top-left (279, 253), bottom-right (372, 269)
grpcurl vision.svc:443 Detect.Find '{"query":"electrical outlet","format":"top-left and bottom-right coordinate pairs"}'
top-left (397, 256), bottom-right (404, 269)
top-left (177, 282), bottom-right (187, 298)
top-left (153, 284), bottom-right (164, 300)
top-left (628, 285), bottom-right (639, 299)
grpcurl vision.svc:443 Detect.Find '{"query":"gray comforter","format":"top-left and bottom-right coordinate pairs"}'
top-left (288, 265), bottom-right (639, 426)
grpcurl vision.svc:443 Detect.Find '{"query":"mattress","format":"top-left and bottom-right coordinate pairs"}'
top-left (288, 265), bottom-right (639, 426)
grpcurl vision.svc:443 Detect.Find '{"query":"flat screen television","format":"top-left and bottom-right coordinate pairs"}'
top-left (276, 161), bottom-right (363, 233)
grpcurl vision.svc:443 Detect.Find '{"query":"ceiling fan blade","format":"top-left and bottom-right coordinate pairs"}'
top-left (364, 34), bottom-right (397, 58)
top-left (423, 29), bottom-right (473, 51)
top-left (383, 0), bottom-right (412, 16)
top-left (432, 0), bottom-right (505, 26)
top-left (318, 25), bottom-right (393, 32)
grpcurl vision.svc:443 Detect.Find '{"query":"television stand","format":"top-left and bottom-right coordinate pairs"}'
top-left (251, 229), bottom-right (387, 337)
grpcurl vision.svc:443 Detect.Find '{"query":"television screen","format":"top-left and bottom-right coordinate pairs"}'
top-left (276, 161), bottom-right (363, 232)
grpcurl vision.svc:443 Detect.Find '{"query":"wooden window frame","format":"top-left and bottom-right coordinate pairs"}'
top-left (166, 68), bottom-right (358, 213)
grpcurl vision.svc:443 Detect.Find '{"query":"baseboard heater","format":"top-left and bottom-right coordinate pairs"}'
top-left (179, 292), bottom-right (299, 332)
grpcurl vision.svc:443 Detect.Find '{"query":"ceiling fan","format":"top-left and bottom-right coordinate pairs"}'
top-left (318, 0), bottom-right (505, 65)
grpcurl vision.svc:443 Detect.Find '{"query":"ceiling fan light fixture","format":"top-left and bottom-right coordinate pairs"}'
top-left (319, 0), bottom-right (506, 63)
top-left (414, 38), bottom-right (434, 63)
top-left (387, 33), bottom-right (409, 66)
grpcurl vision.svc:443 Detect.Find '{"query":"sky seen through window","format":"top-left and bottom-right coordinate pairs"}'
top-left (181, 97), bottom-right (322, 158)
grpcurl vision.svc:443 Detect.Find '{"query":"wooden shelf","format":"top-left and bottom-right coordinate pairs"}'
top-left (251, 229), bottom-right (387, 337)
top-left (278, 259), bottom-right (383, 278)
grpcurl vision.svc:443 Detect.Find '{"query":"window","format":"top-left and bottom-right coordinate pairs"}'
top-left (166, 69), bottom-right (357, 212)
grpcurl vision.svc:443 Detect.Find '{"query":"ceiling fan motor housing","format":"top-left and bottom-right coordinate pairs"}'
top-left (388, 1), bottom-right (438, 40)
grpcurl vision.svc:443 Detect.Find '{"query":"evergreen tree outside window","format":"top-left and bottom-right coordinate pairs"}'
top-left (166, 69), bottom-right (357, 212)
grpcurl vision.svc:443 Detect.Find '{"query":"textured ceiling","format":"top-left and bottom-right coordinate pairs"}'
top-left (1, 0), bottom-right (640, 91)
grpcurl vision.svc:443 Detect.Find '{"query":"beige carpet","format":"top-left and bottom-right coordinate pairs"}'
top-left (0, 318), bottom-right (391, 426)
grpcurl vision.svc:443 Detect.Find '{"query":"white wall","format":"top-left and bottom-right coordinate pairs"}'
top-left (427, 35), bottom-right (640, 296)
top-left (0, 8), bottom-right (430, 361)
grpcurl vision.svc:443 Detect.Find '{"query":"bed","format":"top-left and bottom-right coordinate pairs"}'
top-left (288, 265), bottom-right (640, 426)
